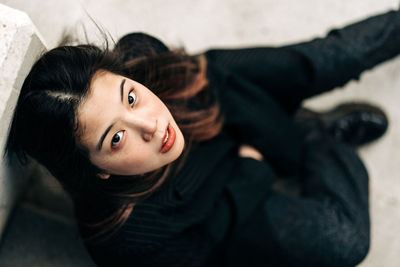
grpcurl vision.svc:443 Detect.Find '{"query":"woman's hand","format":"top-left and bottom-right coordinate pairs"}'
top-left (238, 144), bottom-right (264, 161)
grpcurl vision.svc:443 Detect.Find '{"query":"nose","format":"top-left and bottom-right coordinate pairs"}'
top-left (127, 116), bottom-right (157, 142)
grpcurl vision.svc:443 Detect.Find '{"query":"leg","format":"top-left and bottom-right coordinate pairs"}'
top-left (204, 9), bottom-right (400, 114)
top-left (224, 138), bottom-right (370, 266)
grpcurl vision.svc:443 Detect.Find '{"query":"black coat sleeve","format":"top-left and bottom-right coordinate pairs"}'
top-left (205, 9), bottom-right (400, 113)
top-left (83, 203), bottom-right (223, 267)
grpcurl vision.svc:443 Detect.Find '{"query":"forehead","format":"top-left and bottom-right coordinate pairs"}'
top-left (77, 71), bottom-right (121, 147)
top-left (90, 70), bottom-right (120, 92)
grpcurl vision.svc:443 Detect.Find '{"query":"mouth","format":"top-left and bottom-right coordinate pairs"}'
top-left (160, 124), bottom-right (176, 153)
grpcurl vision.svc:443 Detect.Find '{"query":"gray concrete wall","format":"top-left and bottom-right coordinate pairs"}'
top-left (0, 1), bottom-right (399, 266)
top-left (0, 4), bottom-right (47, 239)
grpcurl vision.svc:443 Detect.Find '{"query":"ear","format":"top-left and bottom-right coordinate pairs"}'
top-left (97, 173), bottom-right (111, 180)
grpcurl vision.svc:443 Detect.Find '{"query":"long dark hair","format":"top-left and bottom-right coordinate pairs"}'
top-left (6, 33), bottom-right (223, 242)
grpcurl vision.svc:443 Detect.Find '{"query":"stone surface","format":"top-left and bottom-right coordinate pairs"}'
top-left (0, 0), bottom-right (81, 48)
top-left (0, 4), bottom-right (46, 240)
top-left (0, 1), bottom-right (399, 266)
top-left (0, 202), bottom-right (95, 267)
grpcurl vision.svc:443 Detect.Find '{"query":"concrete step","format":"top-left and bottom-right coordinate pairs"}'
top-left (0, 201), bottom-right (95, 267)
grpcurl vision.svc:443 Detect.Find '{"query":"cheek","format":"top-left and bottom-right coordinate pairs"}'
top-left (99, 154), bottom-right (147, 176)
top-left (151, 95), bottom-right (169, 114)
top-left (117, 147), bottom-right (153, 168)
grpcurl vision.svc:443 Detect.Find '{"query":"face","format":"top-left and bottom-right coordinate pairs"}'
top-left (77, 70), bottom-right (185, 178)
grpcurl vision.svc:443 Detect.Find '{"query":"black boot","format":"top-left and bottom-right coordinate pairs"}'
top-left (294, 102), bottom-right (389, 146)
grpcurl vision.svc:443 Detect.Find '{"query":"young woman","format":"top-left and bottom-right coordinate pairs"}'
top-left (6, 9), bottom-right (398, 267)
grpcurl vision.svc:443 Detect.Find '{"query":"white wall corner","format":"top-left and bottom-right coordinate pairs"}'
top-left (0, 3), bottom-right (47, 240)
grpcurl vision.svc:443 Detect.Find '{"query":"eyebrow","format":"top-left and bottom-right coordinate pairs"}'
top-left (120, 78), bottom-right (126, 102)
top-left (96, 78), bottom-right (126, 151)
top-left (96, 124), bottom-right (114, 151)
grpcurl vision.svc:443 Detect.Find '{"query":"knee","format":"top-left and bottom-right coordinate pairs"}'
top-left (324, 220), bottom-right (370, 266)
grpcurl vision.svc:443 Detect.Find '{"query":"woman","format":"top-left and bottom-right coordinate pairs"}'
top-left (5, 9), bottom-right (399, 267)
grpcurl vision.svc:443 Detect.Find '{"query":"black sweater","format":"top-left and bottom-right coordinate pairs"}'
top-left (77, 10), bottom-right (400, 267)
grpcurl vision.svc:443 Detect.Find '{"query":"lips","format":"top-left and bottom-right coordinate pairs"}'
top-left (160, 124), bottom-right (176, 153)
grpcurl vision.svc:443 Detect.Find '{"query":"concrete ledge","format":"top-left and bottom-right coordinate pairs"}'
top-left (0, 4), bottom-right (47, 240)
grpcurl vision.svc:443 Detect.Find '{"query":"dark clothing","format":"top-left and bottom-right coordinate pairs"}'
top-left (78, 10), bottom-right (400, 267)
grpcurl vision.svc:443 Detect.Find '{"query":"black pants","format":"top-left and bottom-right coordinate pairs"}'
top-left (203, 9), bottom-right (400, 267)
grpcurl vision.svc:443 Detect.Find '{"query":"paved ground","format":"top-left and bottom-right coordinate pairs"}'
top-left (1, 0), bottom-right (399, 266)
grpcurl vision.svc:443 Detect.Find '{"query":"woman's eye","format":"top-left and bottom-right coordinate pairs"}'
top-left (111, 131), bottom-right (124, 147)
top-left (128, 90), bottom-right (136, 107)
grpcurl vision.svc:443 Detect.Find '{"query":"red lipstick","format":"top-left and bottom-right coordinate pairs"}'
top-left (160, 124), bottom-right (176, 153)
